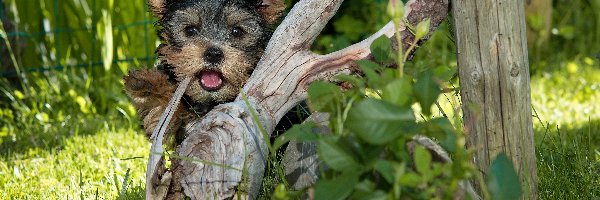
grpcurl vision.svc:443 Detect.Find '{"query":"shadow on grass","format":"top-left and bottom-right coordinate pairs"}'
top-left (535, 119), bottom-right (600, 199)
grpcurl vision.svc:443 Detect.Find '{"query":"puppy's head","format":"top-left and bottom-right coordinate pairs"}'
top-left (150, 0), bottom-right (285, 104)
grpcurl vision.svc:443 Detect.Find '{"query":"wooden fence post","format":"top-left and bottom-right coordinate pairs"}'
top-left (451, 0), bottom-right (538, 198)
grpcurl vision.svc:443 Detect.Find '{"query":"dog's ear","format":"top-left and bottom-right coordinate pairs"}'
top-left (255, 0), bottom-right (286, 24)
top-left (148, 0), bottom-right (170, 18)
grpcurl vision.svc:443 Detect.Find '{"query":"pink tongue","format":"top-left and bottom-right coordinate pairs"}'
top-left (200, 71), bottom-right (223, 89)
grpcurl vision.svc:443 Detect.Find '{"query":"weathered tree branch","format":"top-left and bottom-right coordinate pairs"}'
top-left (146, 0), bottom-right (450, 199)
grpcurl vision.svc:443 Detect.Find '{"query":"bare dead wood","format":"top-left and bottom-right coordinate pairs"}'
top-left (145, 0), bottom-right (450, 199)
top-left (146, 77), bottom-right (191, 199)
top-left (451, 0), bottom-right (538, 198)
top-left (283, 113), bottom-right (329, 190)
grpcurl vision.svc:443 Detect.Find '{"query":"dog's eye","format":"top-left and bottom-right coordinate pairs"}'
top-left (231, 26), bottom-right (244, 38)
top-left (184, 26), bottom-right (200, 37)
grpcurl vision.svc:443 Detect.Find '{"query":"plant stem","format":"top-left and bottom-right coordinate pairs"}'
top-left (403, 39), bottom-right (419, 63)
top-left (395, 20), bottom-right (404, 78)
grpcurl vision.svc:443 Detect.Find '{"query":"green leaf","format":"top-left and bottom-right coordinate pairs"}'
top-left (382, 78), bottom-right (413, 107)
top-left (352, 180), bottom-right (376, 199)
top-left (427, 118), bottom-right (456, 152)
top-left (414, 70), bottom-right (440, 116)
top-left (99, 10), bottom-right (114, 71)
top-left (346, 99), bottom-right (416, 145)
top-left (414, 146), bottom-right (432, 177)
top-left (357, 60), bottom-right (383, 87)
top-left (353, 180), bottom-right (387, 200)
top-left (487, 154), bottom-right (523, 200)
top-left (375, 160), bottom-right (395, 184)
top-left (370, 36), bottom-right (394, 64)
top-left (335, 74), bottom-right (365, 89)
top-left (423, 117), bottom-right (454, 139)
top-left (318, 138), bottom-right (360, 171)
top-left (399, 173), bottom-right (422, 187)
top-left (381, 68), bottom-right (399, 84)
top-left (315, 171), bottom-right (359, 200)
top-left (433, 65), bottom-right (457, 82)
top-left (308, 82), bottom-right (343, 113)
top-left (272, 122), bottom-right (319, 156)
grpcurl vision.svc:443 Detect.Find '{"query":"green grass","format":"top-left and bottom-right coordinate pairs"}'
top-left (0, 129), bottom-right (148, 199)
top-left (531, 58), bottom-right (600, 199)
top-left (0, 68), bottom-right (150, 199)
top-left (535, 121), bottom-right (600, 199)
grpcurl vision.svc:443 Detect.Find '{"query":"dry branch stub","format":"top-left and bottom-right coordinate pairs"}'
top-left (145, 0), bottom-right (451, 199)
top-left (146, 77), bottom-right (191, 199)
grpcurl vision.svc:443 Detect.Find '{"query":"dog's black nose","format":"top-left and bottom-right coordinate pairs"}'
top-left (204, 47), bottom-right (224, 64)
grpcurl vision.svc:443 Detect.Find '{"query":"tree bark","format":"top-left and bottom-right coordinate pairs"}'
top-left (451, 0), bottom-right (538, 198)
top-left (145, 0), bottom-right (451, 199)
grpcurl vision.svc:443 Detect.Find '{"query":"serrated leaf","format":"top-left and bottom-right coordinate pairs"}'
top-left (383, 78), bottom-right (413, 107)
top-left (414, 71), bottom-right (440, 116)
top-left (487, 154), bottom-right (523, 200)
top-left (318, 138), bottom-right (359, 171)
top-left (346, 99), bottom-right (416, 145)
top-left (370, 36), bottom-right (395, 64)
top-left (315, 171), bottom-right (359, 200)
top-left (414, 146), bottom-right (432, 177)
top-left (308, 82), bottom-right (342, 113)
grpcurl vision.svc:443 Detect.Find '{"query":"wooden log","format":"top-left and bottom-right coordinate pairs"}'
top-left (145, 0), bottom-right (451, 199)
top-left (451, 0), bottom-right (538, 198)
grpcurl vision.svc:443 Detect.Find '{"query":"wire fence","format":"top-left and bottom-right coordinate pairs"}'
top-left (0, 0), bottom-right (158, 77)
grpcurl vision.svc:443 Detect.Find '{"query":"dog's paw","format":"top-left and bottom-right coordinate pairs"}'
top-left (124, 69), bottom-right (174, 96)
top-left (124, 69), bottom-right (178, 137)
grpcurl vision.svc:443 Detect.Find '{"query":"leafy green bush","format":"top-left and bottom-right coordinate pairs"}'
top-left (268, 4), bottom-right (524, 199)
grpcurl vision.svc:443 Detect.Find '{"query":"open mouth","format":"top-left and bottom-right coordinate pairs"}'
top-left (196, 70), bottom-right (225, 91)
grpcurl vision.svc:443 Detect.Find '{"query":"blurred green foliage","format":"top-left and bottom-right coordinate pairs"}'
top-left (1, 0), bottom-right (157, 72)
top-left (531, 0), bottom-right (600, 71)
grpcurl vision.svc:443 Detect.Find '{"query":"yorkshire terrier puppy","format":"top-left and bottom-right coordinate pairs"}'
top-left (124, 0), bottom-right (285, 144)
